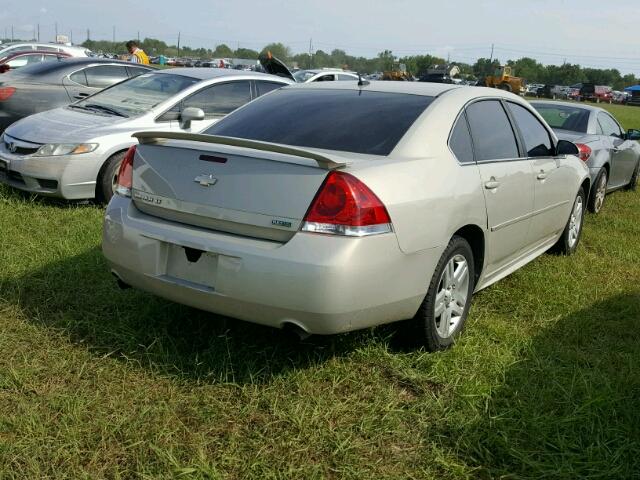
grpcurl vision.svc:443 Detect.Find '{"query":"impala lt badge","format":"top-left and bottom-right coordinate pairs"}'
top-left (194, 174), bottom-right (218, 187)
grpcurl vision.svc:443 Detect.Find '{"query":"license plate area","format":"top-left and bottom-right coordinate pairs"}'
top-left (164, 243), bottom-right (218, 289)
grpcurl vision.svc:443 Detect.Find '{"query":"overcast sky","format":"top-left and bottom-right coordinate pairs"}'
top-left (2, 0), bottom-right (640, 74)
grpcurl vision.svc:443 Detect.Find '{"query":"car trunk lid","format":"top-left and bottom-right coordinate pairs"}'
top-left (131, 132), bottom-right (350, 242)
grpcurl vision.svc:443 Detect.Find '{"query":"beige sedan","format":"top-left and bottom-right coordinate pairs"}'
top-left (102, 82), bottom-right (590, 350)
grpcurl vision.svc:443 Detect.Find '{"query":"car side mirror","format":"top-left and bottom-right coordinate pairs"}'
top-left (555, 139), bottom-right (579, 156)
top-left (627, 129), bottom-right (640, 141)
top-left (179, 107), bottom-right (205, 129)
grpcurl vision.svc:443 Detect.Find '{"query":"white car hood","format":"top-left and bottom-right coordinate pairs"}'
top-left (5, 106), bottom-right (139, 144)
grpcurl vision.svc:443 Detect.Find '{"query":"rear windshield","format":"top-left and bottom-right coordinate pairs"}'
top-left (204, 89), bottom-right (434, 156)
top-left (532, 103), bottom-right (590, 133)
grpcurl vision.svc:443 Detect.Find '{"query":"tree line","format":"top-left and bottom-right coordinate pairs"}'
top-left (5, 36), bottom-right (637, 89)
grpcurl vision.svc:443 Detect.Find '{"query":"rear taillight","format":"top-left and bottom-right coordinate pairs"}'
top-left (0, 86), bottom-right (15, 101)
top-left (575, 143), bottom-right (592, 162)
top-left (301, 171), bottom-right (392, 237)
top-left (115, 146), bottom-right (136, 197)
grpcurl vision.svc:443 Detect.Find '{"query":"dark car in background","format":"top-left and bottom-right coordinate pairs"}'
top-left (0, 50), bottom-right (71, 74)
top-left (532, 101), bottom-right (640, 213)
top-left (0, 58), bottom-right (153, 131)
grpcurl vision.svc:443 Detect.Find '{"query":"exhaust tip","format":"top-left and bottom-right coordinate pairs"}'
top-left (282, 322), bottom-right (311, 341)
top-left (111, 271), bottom-right (131, 290)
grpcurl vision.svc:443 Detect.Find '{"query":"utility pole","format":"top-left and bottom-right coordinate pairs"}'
top-left (70, 29), bottom-right (73, 44)
top-left (137, 31), bottom-right (140, 42)
top-left (177, 31), bottom-right (181, 57)
top-left (37, 24), bottom-right (40, 41)
top-left (309, 37), bottom-right (313, 68)
top-left (489, 43), bottom-right (494, 63)
top-left (55, 22), bottom-right (58, 41)
top-left (112, 26), bottom-right (115, 43)
top-left (87, 28), bottom-right (90, 42)
top-left (11, 25), bottom-right (14, 42)
top-left (33, 25), bottom-right (36, 41)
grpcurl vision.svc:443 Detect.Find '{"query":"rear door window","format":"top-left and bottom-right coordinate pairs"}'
top-left (255, 81), bottom-right (284, 97)
top-left (182, 81), bottom-right (252, 117)
top-left (84, 65), bottom-right (129, 88)
top-left (449, 112), bottom-right (475, 164)
top-left (597, 113), bottom-right (623, 138)
top-left (70, 69), bottom-right (88, 86)
top-left (466, 100), bottom-right (520, 161)
top-left (127, 66), bottom-right (149, 78)
top-left (506, 102), bottom-right (554, 157)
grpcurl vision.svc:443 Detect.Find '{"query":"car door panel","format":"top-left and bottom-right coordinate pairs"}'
top-left (466, 100), bottom-right (535, 274)
top-left (598, 112), bottom-right (636, 187)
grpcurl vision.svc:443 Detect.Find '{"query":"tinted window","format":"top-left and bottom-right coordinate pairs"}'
top-left (42, 54), bottom-right (60, 62)
top-left (70, 69), bottom-right (88, 86)
top-left (532, 103), bottom-right (590, 133)
top-left (507, 102), bottom-right (553, 157)
top-left (255, 81), bottom-right (284, 97)
top-left (127, 66), bottom-right (149, 78)
top-left (84, 65), bottom-right (128, 88)
top-left (338, 74), bottom-right (357, 81)
top-left (204, 89), bottom-right (433, 156)
top-left (315, 74), bottom-right (335, 82)
top-left (449, 112), bottom-right (474, 164)
top-left (466, 100), bottom-right (519, 161)
top-left (597, 113), bottom-right (622, 137)
top-left (183, 81), bottom-right (251, 117)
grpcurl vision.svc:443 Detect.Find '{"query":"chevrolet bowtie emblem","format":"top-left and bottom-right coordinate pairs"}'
top-left (194, 174), bottom-right (218, 187)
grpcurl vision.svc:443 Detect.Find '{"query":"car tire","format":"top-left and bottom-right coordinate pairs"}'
top-left (409, 236), bottom-right (475, 352)
top-left (588, 168), bottom-right (607, 213)
top-left (550, 187), bottom-right (586, 256)
top-left (96, 151), bottom-right (126, 204)
top-left (624, 161), bottom-right (639, 191)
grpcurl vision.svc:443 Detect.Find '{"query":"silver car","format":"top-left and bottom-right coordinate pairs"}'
top-left (0, 68), bottom-right (291, 201)
top-left (103, 83), bottom-right (590, 351)
top-left (531, 101), bottom-right (640, 213)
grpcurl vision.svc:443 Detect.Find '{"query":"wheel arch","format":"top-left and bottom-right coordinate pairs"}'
top-left (452, 224), bottom-right (485, 285)
top-left (94, 147), bottom-right (131, 200)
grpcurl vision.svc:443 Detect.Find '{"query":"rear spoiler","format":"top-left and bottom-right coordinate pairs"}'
top-left (133, 131), bottom-right (347, 170)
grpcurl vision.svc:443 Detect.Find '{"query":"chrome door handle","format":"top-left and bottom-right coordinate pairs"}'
top-left (537, 172), bottom-right (547, 180)
top-left (484, 180), bottom-right (501, 189)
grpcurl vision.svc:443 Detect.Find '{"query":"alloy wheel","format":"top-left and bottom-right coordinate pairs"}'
top-left (594, 172), bottom-right (607, 212)
top-left (434, 254), bottom-right (470, 338)
top-left (568, 194), bottom-right (583, 248)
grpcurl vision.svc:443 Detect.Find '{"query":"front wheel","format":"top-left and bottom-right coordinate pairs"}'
top-left (409, 236), bottom-right (475, 351)
top-left (551, 187), bottom-right (585, 255)
top-left (588, 169), bottom-right (607, 213)
top-left (96, 151), bottom-right (126, 204)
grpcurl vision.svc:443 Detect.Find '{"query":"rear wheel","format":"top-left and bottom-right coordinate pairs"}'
top-left (551, 187), bottom-right (585, 255)
top-left (499, 83), bottom-right (512, 92)
top-left (96, 151), bottom-right (126, 204)
top-left (409, 236), bottom-right (475, 351)
top-left (588, 168), bottom-right (607, 213)
top-left (625, 161), bottom-right (639, 191)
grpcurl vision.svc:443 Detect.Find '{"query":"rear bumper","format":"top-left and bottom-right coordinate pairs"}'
top-left (102, 196), bottom-right (443, 335)
top-left (0, 145), bottom-right (101, 199)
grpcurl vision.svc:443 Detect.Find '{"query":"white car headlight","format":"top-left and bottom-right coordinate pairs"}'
top-left (34, 143), bottom-right (98, 157)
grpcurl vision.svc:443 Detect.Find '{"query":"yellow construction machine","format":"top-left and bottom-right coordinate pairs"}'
top-left (485, 66), bottom-right (526, 94)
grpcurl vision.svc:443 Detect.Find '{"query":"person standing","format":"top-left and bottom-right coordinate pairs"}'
top-left (126, 40), bottom-right (150, 65)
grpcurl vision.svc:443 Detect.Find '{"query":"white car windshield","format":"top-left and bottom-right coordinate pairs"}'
top-left (72, 72), bottom-right (198, 118)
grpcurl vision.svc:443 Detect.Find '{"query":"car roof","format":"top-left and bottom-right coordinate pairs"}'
top-left (529, 100), bottom-right (606, 114)
top-left (1, 50), bottom-right (72, 58)
top-left (154, 67), bottom-right (293, 82)
top-left (284, 80), bottom-right (462, 96)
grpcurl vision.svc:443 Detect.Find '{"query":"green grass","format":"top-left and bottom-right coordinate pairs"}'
top-left (1, 108), bottom-right (640, 477)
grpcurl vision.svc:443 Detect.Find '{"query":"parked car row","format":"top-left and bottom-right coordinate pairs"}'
top-left (0, 55), bottom-right (638, 351)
